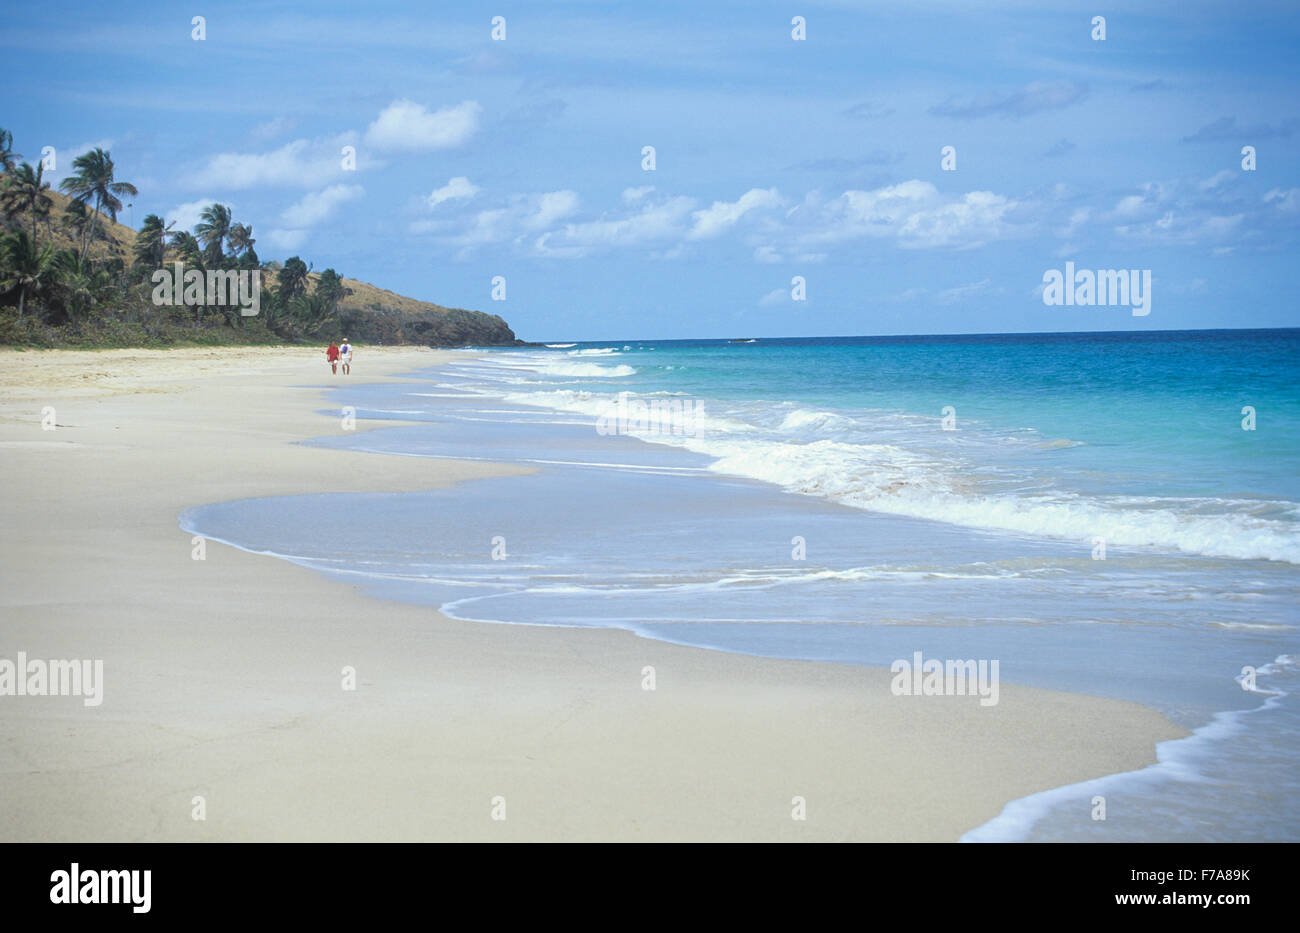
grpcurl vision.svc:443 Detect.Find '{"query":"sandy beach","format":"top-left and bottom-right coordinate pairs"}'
top-left (0, 346), bottom-right (1186, 842)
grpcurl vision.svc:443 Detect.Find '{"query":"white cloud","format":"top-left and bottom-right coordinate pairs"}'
top-left (427, 176), bottom-right (479, 208)
top-left (429, 177), bottom-right (1034, 261)
top-left (1103, 178), bottom-right (1291, 247)
top-left (794, 180), bottom-right (936, 246)
top-left (1202, 214), bottom-right (1244, 236)
top-left (281, 184), bottom-right (364, 228)
top-left (688, 188), bottom-right (782, 239)
top-left (1115, 212), bottom-right (1244, 246)
top-left (622, 186), bottom-right (655, 204)
top-left (63, 139), bottom-right (114, 164)
top-left (764, 179), bottom-right (1025, 254)
top-left (406, 174), bottom-right (1103, 262)
top-left (535, 195), bottom-right (696, 257)
top-left (165, 198), bottom-right (218, 233)
top-left (528, 190), bottom-right (580, 229)
top-left (1058, 207), bottom-right (1091, 238)
top-left (1198, 169), bottom-right (1236, 191)
top-left (533, 188), bottom-right (774, 257)
top-left (759, 287), bottom-right (789, 307)
top-left (42, 139), bottom-right (114, 178)
top-left (364, 99), bottom-right (482, 152)
top-left (429, 190), bottom-right (581, 251)
top-left (186, 136), bottom-right (356, 190)
top-left (1115, 194), bottom-right (1147, 216)
top-left (1113, 181), bottom-right (1175, 220)
top-left (447, 208), bottom-right (510, 248)
top-left (1265, 187), bottom-right (1300, 212)
top-left (898, 190), bottom-right (1016, 249)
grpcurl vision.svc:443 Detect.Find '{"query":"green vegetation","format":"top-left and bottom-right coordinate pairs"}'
top-left (0, 128), bottom-right (520, 349)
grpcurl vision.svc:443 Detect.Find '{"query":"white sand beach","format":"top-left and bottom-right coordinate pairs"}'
top-left (0, 347), bottom-right (1186, 841)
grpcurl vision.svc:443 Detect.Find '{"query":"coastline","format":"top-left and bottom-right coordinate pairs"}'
top-left (0, 346), bottom-right (1186, 841)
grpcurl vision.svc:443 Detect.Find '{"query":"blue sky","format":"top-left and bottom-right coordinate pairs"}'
top-left (4, 0), bottom-right (1298, 340)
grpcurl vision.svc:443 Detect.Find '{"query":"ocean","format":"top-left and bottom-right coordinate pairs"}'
top-left (181, 329), bottom-right (1300, 841)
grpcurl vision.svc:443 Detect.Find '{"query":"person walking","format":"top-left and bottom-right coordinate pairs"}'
top-left (326, 341), bottom-right (340, 375)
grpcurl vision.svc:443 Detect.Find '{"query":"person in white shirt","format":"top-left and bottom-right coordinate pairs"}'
top-left (339, 339), bottom-right (353, 375)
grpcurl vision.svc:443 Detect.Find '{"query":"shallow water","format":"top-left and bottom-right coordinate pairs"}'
top-left (182, 332), bottom-right (1300, 841)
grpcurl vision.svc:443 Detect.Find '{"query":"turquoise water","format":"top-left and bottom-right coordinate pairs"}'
top-left (485, 331), bottom-right (1300, 561)
top-left (607, 331), bottom-right (1298, 501)
top-left (182, 329), bottom-right (1300, 841)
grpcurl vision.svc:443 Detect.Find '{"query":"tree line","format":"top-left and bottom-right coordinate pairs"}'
top-left (0, 127), bottom-right (353, 344)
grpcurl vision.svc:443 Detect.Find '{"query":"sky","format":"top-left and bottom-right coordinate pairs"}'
top-left (3, 0), bottom-right (1299, 341)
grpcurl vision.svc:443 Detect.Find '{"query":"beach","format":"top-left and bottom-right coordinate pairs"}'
top-left (0, 346), bottom-right (1187, 841)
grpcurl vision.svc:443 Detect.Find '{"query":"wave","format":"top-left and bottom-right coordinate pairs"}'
top-left (961, 654), bottom-right (1299, 842)
top-left (498, 387), bottom-right (755, 438)
top-left (547, 361), bottom-right (636, 378)
top-left (1208, 621), bottom-right (1294, 630)
top-left (691, 438), bottom-right (1300, 563)
top-left (545, 343), bottom-right (577, 348)
top-left (779, 409), bottom-right (850, 432)
top-left (484, 384), bottom-right (1300, 564)
top-left (487, 357), bottom-right (636, 379)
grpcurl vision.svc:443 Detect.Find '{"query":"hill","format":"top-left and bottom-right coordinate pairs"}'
top-left (31, 190), bottom-right (521, 347)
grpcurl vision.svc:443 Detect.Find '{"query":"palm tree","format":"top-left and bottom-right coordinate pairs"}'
top-left (168, 232), bottom-right (206, 329)
top-left (133, 214), bottom-right (174, 270)
top-left (277, 255), bottom-right (310, 305)
top-left (227, 222), bottom-right (255, 258)
top-left (0, 127), bottom-right (19, 175)
top-left (290, 292), bottom-right (331, 327)
top-left (50, 250), bottom-right (90, 321)
top-left (1, 162), bottom-right (54, 241)
top-left (58, 148), bottom-right (138, 261)
top-left (313, 268), bottom-right (350, 316)
top-left (50, 250), bottom-right (112, 323)
top-left (0, 230), bottom-right (56, 320)
top-left (59, 200), bottom-right (105, 249)
top-left (195, 203), bottom-right (232, 263)
top-left (170, 231), bottom-right (203, 265)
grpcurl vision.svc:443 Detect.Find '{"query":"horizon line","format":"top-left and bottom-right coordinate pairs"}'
top-left (521, 325), bottom-right (1300, 345)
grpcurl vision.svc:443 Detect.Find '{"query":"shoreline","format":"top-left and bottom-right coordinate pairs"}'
top-left (0, 346), bottom-right (1186, 841)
